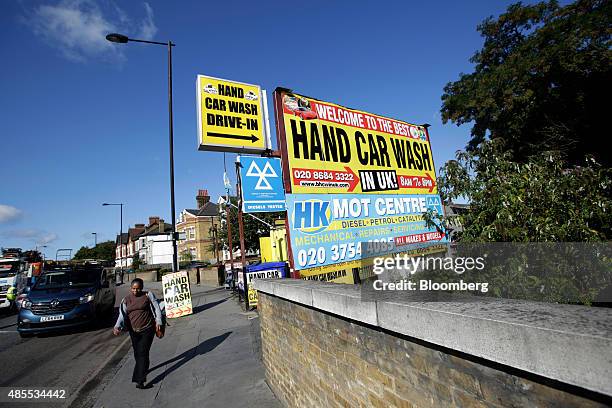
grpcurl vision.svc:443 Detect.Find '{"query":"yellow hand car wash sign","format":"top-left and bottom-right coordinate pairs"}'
top-left (276, 91), bottom-right (437, 195)
top-left (162, 271), bottom-right (193, 318)
top-left (197, 75), bottom-right (267, 153)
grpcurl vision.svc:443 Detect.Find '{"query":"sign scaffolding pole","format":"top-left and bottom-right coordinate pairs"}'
top-left (226, 192), bottom-right (234, 285)
top-left (236, 162), bottom-right (248, 308)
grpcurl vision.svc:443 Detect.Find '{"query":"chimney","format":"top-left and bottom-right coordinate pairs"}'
top-left (148, 216), bottom-right (160, 227)
top-left (196, 189), bottom-right (210, 209)
top-left (159, 219), bottom-right (165, 233)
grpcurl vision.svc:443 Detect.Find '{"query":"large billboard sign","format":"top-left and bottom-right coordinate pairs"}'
top-left (277, 91), bottom-right (436, 195)
top-left (238, 156), bottom-right (286, 213)
top-left (274, 89), bottom-right (448, 276)
top-left (196, 75), bottom-right (268, 153)
top-left (285, 193), bottom-right (447, 270)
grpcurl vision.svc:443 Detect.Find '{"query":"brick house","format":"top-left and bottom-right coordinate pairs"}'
top-left (177, 190), bottom-right (220, 264)
top-left (136, 217), bottom-right (173, 267)
top-left (115, 224), bottom-right (145, 269)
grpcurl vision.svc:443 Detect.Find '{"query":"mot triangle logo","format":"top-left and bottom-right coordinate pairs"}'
top-left (246, 161), bottom-right (278, 190)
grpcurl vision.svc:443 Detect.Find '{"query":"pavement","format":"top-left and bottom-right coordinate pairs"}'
top-left (89, 282), bottom-right (280, 408)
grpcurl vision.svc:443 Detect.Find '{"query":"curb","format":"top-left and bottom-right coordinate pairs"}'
top-left (63, 335), bottom-right (131, 408)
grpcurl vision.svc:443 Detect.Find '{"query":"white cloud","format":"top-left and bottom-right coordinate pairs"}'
top-left (0, 205), bottom-right (23, 223)
top-left (111, 1), bottom-right (130, 25)
top-left (25, 0), bottom-right (158, 62)
top-left (28, 0), bottom-right (118, 62)
top-left (5, 229), bottom-right (38, 238)
top-left (38, 233), bottom-right (59, 245)
top-left (139, 2), bottom-right (157, 40)
top-left (1, 229), bottom-right (59, 244)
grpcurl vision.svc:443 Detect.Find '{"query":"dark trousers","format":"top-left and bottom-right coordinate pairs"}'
top-left (129, 327), bottom-right (155, 383)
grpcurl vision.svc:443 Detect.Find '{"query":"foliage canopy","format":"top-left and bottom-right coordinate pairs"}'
top-left (73, 241), bottom-right (116, 263)
top-left (217, 197), bottom-right (284, 254)
top-left (441, 0), bottom-right (610, 166)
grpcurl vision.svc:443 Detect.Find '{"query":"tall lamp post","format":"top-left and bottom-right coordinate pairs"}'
top-left (106, 33), bottom-right (178, 273)
top-left (35, 245), bottom-right (47, 261)
top-left (103, 203), bottom-right (123, 283)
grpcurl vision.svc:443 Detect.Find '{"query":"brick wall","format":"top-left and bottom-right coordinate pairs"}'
top-left (258, 293), bottom-right (608, 408)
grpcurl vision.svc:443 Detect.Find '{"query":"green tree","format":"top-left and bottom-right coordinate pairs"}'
top-left (73, 246), bottom-right (95, 260)
top-left (22, 250), bottom-right (43, 263)
top-left (217, 197), bottom-right (284, 254)
top-left (434, 140), bottom-right (611, 242)
top-left (180, 250), bottom-right (194, 263)
top-left (428, 1), bottom-right (612, 303)
top-left (132, 254), bottom-right (142, 270)
top-left (422, 141), bottom-right (611, 304)
top-left (73, 241), bottom-right (116, 263)
top-left (441, 0), bottom-right (610, 166)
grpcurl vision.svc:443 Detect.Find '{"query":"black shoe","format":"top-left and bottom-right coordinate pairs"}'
top-left (136, 382), bottom-right (152, 389)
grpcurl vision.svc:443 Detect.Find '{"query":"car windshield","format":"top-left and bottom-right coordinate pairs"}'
top-left (0, 262), bottom-right (19, 278)
top-left (33, 269), bottom-right (100, 289)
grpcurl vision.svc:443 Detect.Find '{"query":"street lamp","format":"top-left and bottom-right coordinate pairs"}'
top-left (36, 245), bottom-right (47, 261)
top-left (92, 232), bottom-right (97, 248)
top-left (106, 32), bottom-right (178, 273)
top-left (103, 202), bottom-right (124, 283)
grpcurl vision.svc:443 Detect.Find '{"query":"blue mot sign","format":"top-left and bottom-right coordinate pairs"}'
top-left (238, 156), bottom-right (286, 213)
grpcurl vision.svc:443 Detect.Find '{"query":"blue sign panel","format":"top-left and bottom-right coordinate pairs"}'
top-left (239, 156), bottom-right (286, 213)
top-left (286, 193), bottom-right (448, 270)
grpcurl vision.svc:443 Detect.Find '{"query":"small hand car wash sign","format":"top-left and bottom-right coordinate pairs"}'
top-left (197, 75), bottom-right (268, 153)
top-left (162, 271), bottom-right (193, 318)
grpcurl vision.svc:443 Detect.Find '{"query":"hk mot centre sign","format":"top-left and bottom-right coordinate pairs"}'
top-left (197, 75), bottom-right (268, 153)
top-left (274, 90), bottom-right (447, 277)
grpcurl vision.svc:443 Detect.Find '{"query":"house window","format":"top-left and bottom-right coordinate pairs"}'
top-left (190, 247), bottom-right (197, 259)
top-left (188, 227), bottom-right (196, 241)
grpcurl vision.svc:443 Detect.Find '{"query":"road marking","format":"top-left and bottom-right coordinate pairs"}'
top-left (62, 335), bottom-right (130, 408)
top-left (0, 331), bottom-right (16, 333)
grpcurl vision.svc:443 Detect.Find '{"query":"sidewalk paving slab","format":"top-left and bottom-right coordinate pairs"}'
top-left (93, 283), bottom-right (280, 408)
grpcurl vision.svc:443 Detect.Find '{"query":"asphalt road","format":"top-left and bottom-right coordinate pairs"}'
top-left (0, 283), bottom-right (135, 408)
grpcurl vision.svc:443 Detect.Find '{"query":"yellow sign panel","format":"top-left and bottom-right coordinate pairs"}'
top-left (162, 271), bottom-right (193, 318)
top-left (248, 287), bottom-right (258, 307)
top-left (278, 91), bottom-right (437, 195)
top-left (197, 75), bottom-right (267, 153)
top-left (299, 261), bottom-right (357, 284)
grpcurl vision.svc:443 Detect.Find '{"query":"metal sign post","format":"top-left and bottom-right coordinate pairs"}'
top-left (236, 162), bottom-right (247, 274)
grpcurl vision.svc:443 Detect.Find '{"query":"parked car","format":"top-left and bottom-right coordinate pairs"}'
top-left (17, 264), bottom-right (115, 337)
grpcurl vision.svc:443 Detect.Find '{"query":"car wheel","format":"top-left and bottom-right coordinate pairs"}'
top-left (19, 332), bottom-right (33, 338)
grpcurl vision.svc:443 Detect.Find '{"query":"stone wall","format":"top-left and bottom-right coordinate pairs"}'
top-left (255, 281), bottom-right (612, 408)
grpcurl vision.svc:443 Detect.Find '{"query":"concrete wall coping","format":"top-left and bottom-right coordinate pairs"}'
top-left (252, 279), bottom-right (612, 397)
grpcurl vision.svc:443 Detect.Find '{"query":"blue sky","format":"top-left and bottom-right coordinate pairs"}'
top-left (0, 0), bottom-right (526, 258)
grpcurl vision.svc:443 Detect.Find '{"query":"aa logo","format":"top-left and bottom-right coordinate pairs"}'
top-left (293, 199), bottom-right (331, 234)
top-left (246, 161), bottom-right (278, 190)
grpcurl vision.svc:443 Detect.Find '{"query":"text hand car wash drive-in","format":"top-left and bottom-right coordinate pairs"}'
top-left (17, 263), bottom-right (115, 337)
top-left (0, 248), bottom-right (28, 310)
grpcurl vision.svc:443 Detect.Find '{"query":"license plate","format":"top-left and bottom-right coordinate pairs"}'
top-left (40, 315), bottom-right (65, 322)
